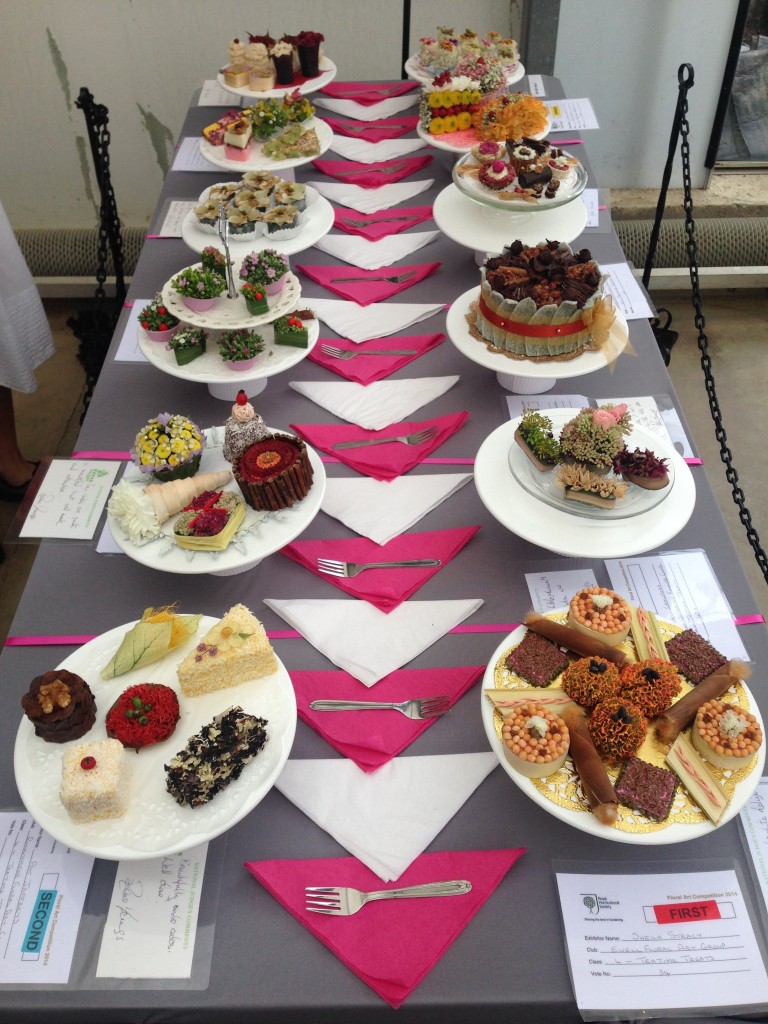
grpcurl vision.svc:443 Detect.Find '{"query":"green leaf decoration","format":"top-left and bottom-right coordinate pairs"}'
top-left (100, 612), bottom-right (203, 679)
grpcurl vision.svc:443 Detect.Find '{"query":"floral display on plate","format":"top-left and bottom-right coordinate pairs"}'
top-left (199, 116), bottom-right (333, 173)
top-left (404, 26), bottom-right (523, 85)
top-left (160, 263), bottom-right (301, 330)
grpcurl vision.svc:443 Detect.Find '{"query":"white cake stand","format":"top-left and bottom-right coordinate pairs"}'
top-left (199, 117), bottom-right (333, 173)
top-left (216, 56), bottom-right (338, 99)
top-left (404, 53), bottom-right (525, 87)
top-left (445, 286), bottom-right (629, 394)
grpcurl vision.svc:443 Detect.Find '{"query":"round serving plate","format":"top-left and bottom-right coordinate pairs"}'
top-left (474, 417), bottom-right (696, 558)
top-left (199, 117), bottom-right (333, 173)
top-left (108, 428), bottom-right (326, 575)
top-left (15, 615), bottom-right (298, 860)
top-left (481, 617), bottom-right (764, 844)
top-left (415, 113), bottom-right (550, 154)
top-left (160, 267), bottom-right (300, 331)
top-left (217, 56), bottom-right (338, 99)
top-left (404, 53), bottom-right (525, 86)
top-left (452, 148), bottom-right (585, 211)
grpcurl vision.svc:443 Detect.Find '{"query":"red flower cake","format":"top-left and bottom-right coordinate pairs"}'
top-left (233, 432), bottom-right (313, 511)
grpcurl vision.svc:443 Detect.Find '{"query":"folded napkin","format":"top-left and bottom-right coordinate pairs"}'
top-left (297, 261), bottom-right (441, 305)
top-left (292, 411), bottom-right (469, 481)
top-left (328, 135), bottom-right (426, 162)
top-left (333, 204), bottom-right (434, 241)
top-left (273, 753), bottom-right (498, 880)
top-left (281, 526), bottom-right (480, 611)
top-left (312, 231), bottom-right (440, 270)
top-left (289, 376), bottom-right (459, 430)
top-left (263, 597), bottom-right (483, 686)
top-left (321, 80), bottom-right (419, 104)
top-left (321, 473), bottom-right (473, 543)
top-left (312, 155), bottom-right (433, 187)
top-left (308, 296), bottom-right (444, 341)
top-left (245, 848), bottom-right (525, 1008)
top-left (307, 333), bottom-right (444, 384)
top-left (306, 178), bottom-right (434, 213)
top-left (313, 94), bottom-right (419, 120)
top-left (322, 115), bottom-right (420, 141)
top-left (289, 666), bottom-right (483, 770)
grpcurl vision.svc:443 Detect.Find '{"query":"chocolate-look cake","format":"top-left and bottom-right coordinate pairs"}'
top-left (21, 669), bottom-right (97, 743)
top-left (666, 629), bottom-right (727, 684)
top-left (233, 432), bottom-right (313, 511)
top-left (504, 630), bottom-right (569, 687)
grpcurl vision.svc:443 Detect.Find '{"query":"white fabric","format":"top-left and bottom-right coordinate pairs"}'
top-left (320, 474), bottom-right (474, 544)
top-left (289, 377), bottom-right (459, 430)
top-left (0, 201), bottom-right (55, 392)
top-left (328, 135), bottom-right (426, 162)
top-left (313, 94), bottom-right (419, 120)
top-left (313, 231), bottom-right (440, 270)
top-left (305, 179), bottom-right (434, 213)
top-left (264, 598), bottom-right (483, 686)
top-left (309, 297), bottom-right (444, 342)
top-left (275, 753), bottom-right (498, 880)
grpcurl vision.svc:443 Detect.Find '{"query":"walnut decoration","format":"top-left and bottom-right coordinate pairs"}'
top-left (36, 678), bottom-right (72, 714)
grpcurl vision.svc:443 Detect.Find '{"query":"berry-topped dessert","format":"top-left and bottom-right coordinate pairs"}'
top-left (172, 488), bottom-right (246, 551)
top-left (223, 390), bottom-right (269, 463)
top-left (232, 432), bottom-right (314, 511)
top-left (477, 159), bottom-right (515, 190)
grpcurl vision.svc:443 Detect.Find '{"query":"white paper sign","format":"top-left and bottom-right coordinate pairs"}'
top-left (156, 200), bottom-right (195, 237)
top-left (172, 138), bottom-right (219, 172)
top-left (582, 188), bottom-right (600, 228)
top-left (545, 97), bottom-right (599, 131)
top-left (602, 263), bottom-right (655, 319)
top-left (527, 74), bottom-right (546, 96)
top-left (19, 460), bottom-right (121, 539)
top-left (505, 393), bottom-right (589, 419)
top-left (114, 302), bottom-right (148, 363)
top-left (556, 867), bottom-right (768, 1016)
top-left (96, 844), bottom-right (208, 978)
top-left (525, 569), bottom-right (598, 612)
top-left (199, 80), bottom-right (241, 106)
top-left (740, 778), bottom-right (768, 911)
top-left (0, 814), bottom-right (93, 984)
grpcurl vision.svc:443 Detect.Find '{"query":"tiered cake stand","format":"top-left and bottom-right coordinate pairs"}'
top-left (404, 53), bottom-right (525, 87)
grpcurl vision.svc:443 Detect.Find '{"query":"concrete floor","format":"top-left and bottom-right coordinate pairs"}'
top-left (1, 290), bottom-right (767, 646)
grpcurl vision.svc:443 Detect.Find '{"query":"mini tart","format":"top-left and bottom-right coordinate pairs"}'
top-left (471, 140), bottom-right (504, 164)
top-left (561, 657), bottom-right (620, 708)
top-left (233, 432), bottom-right (313, 511)
top-left (501, 701), bottom-right (569, 778)
top-left (105, 683), bottom-right (180, 750)
top-left (588, 697), bottom-right (648, 765)
top-left (692, 699), bottom-right (763, 770)
top-left (619, 659), bottom-right (682, 718)
top-left (173, 490), bottom-right (246, 552)
top-left (478, 160), bottom-right (515, 191)
top-left (567, 587), bottom-right (631, 647)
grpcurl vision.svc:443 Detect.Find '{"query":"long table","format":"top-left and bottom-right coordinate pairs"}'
top-left (1, 76), bottom-right (766, 1023)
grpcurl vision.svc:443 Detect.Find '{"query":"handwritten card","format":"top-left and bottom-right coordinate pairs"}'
top-left (526, 569), bottom-right (597, 612)
top-left (96, 844), bottom-right (208, 978)
top-left (114, 302), bottom-right (148, 363)
top-left (19, 460), bottom-right (120, 540)
top-left (741, 779), bottom-right (768, 911)
top-left (602, 263), bottom-right (655, 319)
top-left (172, 138), bottom-right (219, 172)
top-left (556, 866), bottom-right (768, 1016)
top-left (156, 200), bottom-right (195, 237)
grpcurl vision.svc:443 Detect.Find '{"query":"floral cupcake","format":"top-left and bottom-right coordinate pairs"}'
top-left (132, 413), bottom-right (205, 482)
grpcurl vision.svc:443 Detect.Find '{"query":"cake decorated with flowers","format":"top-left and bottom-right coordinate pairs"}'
top-left (132, 413), bottom-right (205, 481)
top-left (106, 683), bottom-right (180, 750)
top-left (231, 431), bottom-right (313, 511)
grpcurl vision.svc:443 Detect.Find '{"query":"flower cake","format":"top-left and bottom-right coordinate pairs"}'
top-left (561, 657), bottom-right (620, 708)
top-left (168, 326), bottom-right (207, 366)
top-left (176, 603), bottom-right (278, 697)
top-left (619, 659), bottom-right (682, 718)
top-left (22, 669), bottom-right (97, 743)
top-left (131, 413), bottom-right (205, 482)
top-left (588, 697), bottom-right (648, 765)
top-left (173, 489), bottom-right (246, 552)
top-left (106, 683), bottom-right (180, 750)
top-left (691, 699), bottom-right (763, 770)
top-left (60, 739), bottom-right (128, 823)
top-left (233, 432), bottom-right (313, 511)
top-left (272, 313), bottom-right (309, 347)
top-left (501, 701), bottom-right (569, 778)
top-left (469, 241), bottom-right (614, 361)
top-left (567, 587), bottom-right (631, 647)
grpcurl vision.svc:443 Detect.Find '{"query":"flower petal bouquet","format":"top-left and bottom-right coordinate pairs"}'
top-left (172, 266), bottom-right (227, 300)
top-left (239, 248), bottom-right (290, 287)
top-left (217, 328), bottom-right (266, 363)
top-left (138, 293), bottom-right (180, 333)
top-left (246, 98), bottom-right (289, 140)
top-left (559, 403), bottom-right (632, 469)
top-left (132, 413), bottom-right (206, 480)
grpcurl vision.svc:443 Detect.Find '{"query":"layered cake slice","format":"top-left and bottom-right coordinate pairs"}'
top-left (177, 603), bottom-right (278, 697)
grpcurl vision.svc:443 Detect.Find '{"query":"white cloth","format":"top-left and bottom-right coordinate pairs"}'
top-left (305, 179), bottom-right (434, 213)
top-left (264, 598), bottom-right (483, 686)
top-left (328, 135), bottom-right (426, 162)
top-left (309, 297), bottom-right (445, 342)
top-left (321, 474), bottom-right (474, 544)
top-left (289, 377), bottom-right (459, 430)
top-left (0, 200), bottom-right (55, 392)
top-left (313, 231), bottom-right (440, 270)
top-left (313, 94), bottom-right (419, 120)
top-left (275, 753), bottom-right (498, 880)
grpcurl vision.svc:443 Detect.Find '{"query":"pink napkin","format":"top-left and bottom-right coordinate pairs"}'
top-left (333, 205), bottom-right (434, 241)
top-left (281, 526), bottom-right (480, 611)
top-left (290, 666), bottom-right (484, 770)
top-left (307, 333), bottom-right (444, 384)
top-left (291, 411), bottom-right (469, 481)
top-left (312, 154), bottom-right (433, 186)
top-left (295, 261), bottom-right (441, 305)
top-left (322, 115), bottom-right (419, 141)
top-left (245, 848), bottom-right (525, 1008)
top-left (321, 81), bottom-right (419, 104)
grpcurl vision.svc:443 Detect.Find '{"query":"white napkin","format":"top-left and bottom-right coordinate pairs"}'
top-left (313, 231), bottom-right (440, 270)
top-left (309, 297), bottom-right (445, 342)
top-left (289, 377), bottom-right (459, 430)
top-left (313, 94), bottom-right (419, 120)
top-left (321, 474), bottom-right (474, 544)
top-left (328, 135), bottom-right (426, 163)
top-left (306, 179), bottom-right (434, 213)
top-left (275, 753), bottom-right (498, 881)
top-left (264, 598), bottom-right (483, 686)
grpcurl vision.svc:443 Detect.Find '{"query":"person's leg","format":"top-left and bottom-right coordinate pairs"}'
top-left (0, 385), bottom-right (36, 488)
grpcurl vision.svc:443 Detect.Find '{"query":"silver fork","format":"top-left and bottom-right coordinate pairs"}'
top-left (305, 880), bottom-right (471, 916)
top-left (309, 696), bottom-right (451, 719)
top-left (320, 343), bottom-right (418, 359)
top-left (340, 216), bottom-right (419, 227)
top-left (332, 426), bottom-right (437, 450)
top-left (317, 557), bottom-right (441, 577)
top-left (332, 160), bottom-right (408, 176)
top-left (329, 271), bottom-right (416, 284)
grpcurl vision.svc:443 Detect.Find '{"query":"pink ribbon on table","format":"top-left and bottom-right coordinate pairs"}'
top-left (735, 614), bottom-right (765, 625)
top-left (311, 154), bottom-right (433, 186)
top-left (321, 115), bottom-right (419, 141)
top-left (333, 204), bottom-right (434, 241)
top-left (321, 81), bottom-right (419, 104)
top-left (308, 333), bottom-right (444, 384)
top-left (73, 450), bottom-right (130, 460)
top-left (685, 457), bottom-right (704, 465)
top-left (296, 261), bottom-right (441, 306)
top-left (5, 635), bottom-right (98, 647)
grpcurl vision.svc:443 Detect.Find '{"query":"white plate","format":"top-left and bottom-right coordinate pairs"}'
top-left (160, 267), bottom-right (301, 330)
top-left (474, 417), bottom-right (696, 558)
top-left (452, 147), bottom-right (585, 211)
top-left (181, 193), bottom-right (334, 258)
top-left (109, 430), bottom-right (326, 575)
top-left (433, 185), bottom-right (588, 251)
top-left (217, 56), bottom-right (337, 99)
top-left (14, 616), bottom-right (297, 859)
top-left (199, 117), bottom-right (333, 172)
top-left (404, 53), bottom-right (525, 86)
top-left (446, 287), bottom-right (628, 380)
top-left (481, 621), bottom-right (764, 844)
top-left (416, 113), bottom-right (549, 154)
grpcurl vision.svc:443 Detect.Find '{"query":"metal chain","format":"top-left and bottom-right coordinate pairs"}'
top-left (678, 80), bottom-right (768, 585)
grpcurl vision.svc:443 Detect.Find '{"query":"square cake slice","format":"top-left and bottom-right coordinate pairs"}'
top-left (60, 739), bottom-right (127, 824)
top-left (665, 629), bottom-right (727, 684)
top-left (177, 604), bottom-right (278, 697)
top-left (614, 755), bottom-right (677, 822)
top-left (504, 630), bottom-right (569, 687)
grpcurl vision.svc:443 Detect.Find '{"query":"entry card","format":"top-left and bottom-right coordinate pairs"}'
top-left (555, 867), bottom-right (768, 1017)
top-left (19, 460), bottom-right (120, 539)
top-left (545, 97), bottom-right (599, 131)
